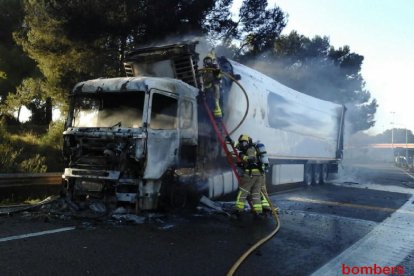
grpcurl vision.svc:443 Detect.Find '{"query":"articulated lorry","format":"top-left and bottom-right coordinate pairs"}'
top-left (61, 42), bottom-right (345, 210)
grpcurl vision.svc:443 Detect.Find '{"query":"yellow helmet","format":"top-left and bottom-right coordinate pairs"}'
top-left (203, 54), bottom-right (214, 66)
top-left (204, 53), bottom-right (214, 60)
top-left (238, 134), bottom-right (251, 143)
top-left (237, 134), bottom-right (251, 150)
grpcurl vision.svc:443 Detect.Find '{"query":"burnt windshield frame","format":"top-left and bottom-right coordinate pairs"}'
top-left (148, 89), bottom-right (178, 130)
top-left (70, 91), bottom-right (146, 128)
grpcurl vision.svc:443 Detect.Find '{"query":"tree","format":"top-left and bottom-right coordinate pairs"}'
top-left (13, 0), bottom-right (217, 119)
top-left (243, 31), bottom-right (378, 133)
top-left (375, 128), bottom-right (414, 144)
top-left (203, 0), bottom-right (287, 57)
top-left (4, 78), bottom-right (51, 124)
top-left (238, 0), bottom-right (286, 56)
top-left (203, 0), bottom-right (238, 46)
top-left (0, 0), bottom-right (37, 107)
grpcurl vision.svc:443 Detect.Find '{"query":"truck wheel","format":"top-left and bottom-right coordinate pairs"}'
top-left (321, 164), bottom-right (328, 184)
top-left (313, 165), bottom-right (321, 185)
top-left (304, 165), bottom-right (313, 186)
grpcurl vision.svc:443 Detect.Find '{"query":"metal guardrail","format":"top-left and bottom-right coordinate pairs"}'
top-left (0, 173), bottom-right (62, 188)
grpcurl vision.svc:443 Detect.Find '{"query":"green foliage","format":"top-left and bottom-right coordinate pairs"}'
top-left (0, 120), bottom-right (21, 172)
top-left (204, 0), bottom-right (287, 55)
top-left (41, 121), bottom-right (64, 150)
top-left (0, 119), bottom-right (63, 173)
top-left (14, 0), bottom-right (217, 110)
top-left (0, 142), bottom-right (22, 173)
top-left (203, 0), bottom-right (238, 45)
top-left (0, 0), bottom-right (37, 104)
top-left (3, 78), bottom-right (45, 122)
top-left (19, 154), bottom-right (47, 173)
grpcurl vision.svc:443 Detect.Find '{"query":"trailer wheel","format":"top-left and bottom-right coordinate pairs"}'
top-left (321, 164), bottom-right (328, 184)
top-left (304, 165), bottom-right (313, 186)
top-left (313, 165), bottom-right (321, 185)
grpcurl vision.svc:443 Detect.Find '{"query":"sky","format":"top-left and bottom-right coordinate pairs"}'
top-left (232, 0), bottom-right (414, 135)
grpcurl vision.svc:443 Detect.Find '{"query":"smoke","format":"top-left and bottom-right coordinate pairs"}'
top-left (239, 51), bottom-right (388, 183)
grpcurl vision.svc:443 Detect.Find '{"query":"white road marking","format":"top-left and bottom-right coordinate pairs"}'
top-left (312, 170), bottom-right (414, 276)
top-left (399, 167), bottom-right (414, 180)
top-left (0, 227), bottom-right (76, 243)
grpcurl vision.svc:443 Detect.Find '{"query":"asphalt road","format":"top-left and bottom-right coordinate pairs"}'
top-left (1, 161), bottom-right (414, 276)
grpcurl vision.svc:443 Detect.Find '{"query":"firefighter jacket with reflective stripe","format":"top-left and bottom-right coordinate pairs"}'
top-left (238, 145), bottom-right (263, 175)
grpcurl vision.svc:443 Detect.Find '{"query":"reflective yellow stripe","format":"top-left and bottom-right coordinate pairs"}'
top-left (213, 110), bottom-right (222, 117)
top-left (245, 169), bottom-right (261, 172)
top-left (235, 191), bottom-right (245, 210)
top-left (236, 202), bottom-right (245, 209)
top-left (261, 192), bottom-right (270, 206)
top-left (253, 204), bottom-right (263, 213)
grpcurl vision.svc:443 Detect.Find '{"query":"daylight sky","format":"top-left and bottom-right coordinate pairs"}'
top-left (233, 0), bottom-right (414, 135)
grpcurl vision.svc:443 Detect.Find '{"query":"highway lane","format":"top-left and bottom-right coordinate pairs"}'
top-left (0, 161), bottom-right (413, 275)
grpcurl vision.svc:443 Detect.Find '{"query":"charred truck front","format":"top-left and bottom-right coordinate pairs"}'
top-left (62, 73), bottom-right (199, 210)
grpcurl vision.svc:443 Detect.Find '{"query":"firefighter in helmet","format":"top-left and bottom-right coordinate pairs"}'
top-left (233, 134), bottom-right (270, 216)
top-left (201, 53), bottom-right (222, 118)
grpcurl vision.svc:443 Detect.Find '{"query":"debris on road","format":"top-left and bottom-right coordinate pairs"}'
top-left (198, 195), bottom-right (230, 216)
top-left (89, 202), bottom-right (106, 214)
top-left (111, 214), bottom-right (146, 224)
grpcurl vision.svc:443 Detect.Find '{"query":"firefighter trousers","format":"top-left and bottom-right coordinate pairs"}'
top-left (261, 183), bottom-right (271, 210)
top-left (235, 174), bottom-right (264, 214)
top-left (205, 85), bottom-right (222, 118)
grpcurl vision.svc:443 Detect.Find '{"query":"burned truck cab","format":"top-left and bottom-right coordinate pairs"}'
top-left (62, 77), bottom-right (198, 210)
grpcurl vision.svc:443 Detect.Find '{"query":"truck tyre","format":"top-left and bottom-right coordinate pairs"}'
top-left (304, 165), bottom-right (313, 186)
top-left (313, 165), bottom-right (321, 185)
top-left (321, 164), bottom-right (328, 184)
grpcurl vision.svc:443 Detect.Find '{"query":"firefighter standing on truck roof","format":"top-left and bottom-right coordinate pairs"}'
top-left (201, 54), bottom-right (222, 119)
top-left (231, 134), bottom-right (271, 217)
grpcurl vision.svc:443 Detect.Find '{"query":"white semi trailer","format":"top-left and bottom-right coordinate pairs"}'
top-left (61, 42), bottom-right (345, 210)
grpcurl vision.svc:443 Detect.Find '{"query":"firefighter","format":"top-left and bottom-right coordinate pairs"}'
top-left (233, 134), bottom-right (266, 217)
top-left (201, 54), bottom-right (222, 118)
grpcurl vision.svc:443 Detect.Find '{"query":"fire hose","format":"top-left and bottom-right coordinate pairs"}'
top-left (226, 191), bottom-right (281, 276)
top-left (197, 68), bottom-right (249, 136)
top-left (199, 67), bottom-right (281, 275)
